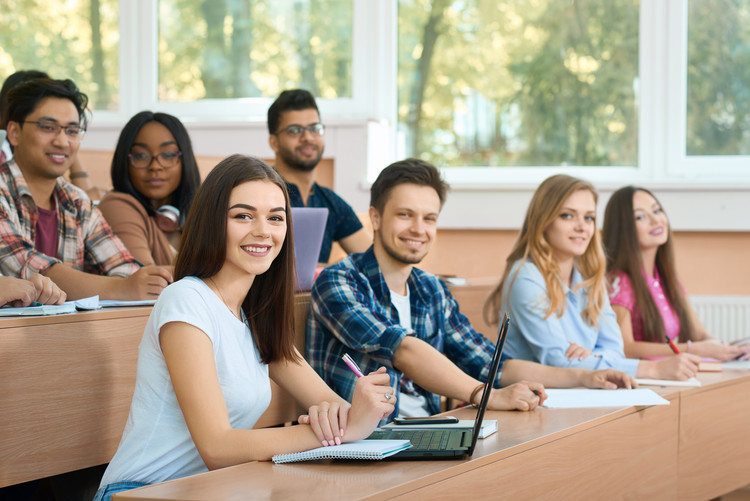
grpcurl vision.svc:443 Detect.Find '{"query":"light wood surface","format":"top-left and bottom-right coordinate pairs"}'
top-left (113, 372), bottom-right (750, 501)
top-left (0, 308), bottom-right (152, 487)
top-left (0, 294), bottom-right (311, 488)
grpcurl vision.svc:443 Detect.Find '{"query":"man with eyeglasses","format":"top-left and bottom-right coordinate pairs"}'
top-left (0, 78), bottom-right (173, 300)
top-left (267, 89), bottom-right (371, 264)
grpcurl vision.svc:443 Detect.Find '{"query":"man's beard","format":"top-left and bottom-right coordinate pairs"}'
top-left (278, 144), bottom-right (323, 172)
top-left (377, 232), bottom-right (426, 265)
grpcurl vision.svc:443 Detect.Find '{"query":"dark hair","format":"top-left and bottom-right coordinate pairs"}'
top-left (267, 89), bottom-right (319, 134)
top-left (602, 186), bottom-right (694, 343)
top-left (1, 70), bottom-right (50, 128)
top-left (111, 111), bottom-right (201, 222)
top-left (5, 78), bottom-right (89, 130)
top-left (370, 158), bottom-right (449, 214)
top-left (174, 154), bottom-right (299, 364)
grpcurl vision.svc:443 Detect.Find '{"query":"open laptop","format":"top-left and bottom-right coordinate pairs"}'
top-left (290, 207), bottom-right (328, 292)
top-left (367, 313), bottom-right (510, 459)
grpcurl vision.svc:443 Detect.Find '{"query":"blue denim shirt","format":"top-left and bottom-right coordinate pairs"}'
top-left (306, 247), bottom-right (506, 421)
top-left (502, 259), bottom-right (640, 376)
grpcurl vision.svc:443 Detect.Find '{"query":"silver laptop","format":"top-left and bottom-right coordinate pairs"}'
top-left (291, 207), bottom-right (328, 292)
top-left (367, 313), bottom-right (510, 459)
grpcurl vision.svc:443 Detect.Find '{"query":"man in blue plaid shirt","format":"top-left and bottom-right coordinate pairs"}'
top-left (307, 159), bottom-right (635, 421)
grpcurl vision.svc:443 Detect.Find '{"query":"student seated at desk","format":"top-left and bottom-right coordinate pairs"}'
top-left (98, 111), bottom-right (201, 266)
top-left (0, 273), bottom-right (66, 306)
top-left (308, 159), bottom-right (635, 422)
top-left (485, 174), bottom-right (701, 381)
top-left (95, 155), bottom-right (394, 501)
top-left (0, 77), bottom-right (172, 300)
top-left (602, 186), bottom-right (748, 360)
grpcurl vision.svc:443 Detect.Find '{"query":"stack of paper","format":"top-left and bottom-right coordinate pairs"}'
top-left (542, 389), bottom-right (670, 408)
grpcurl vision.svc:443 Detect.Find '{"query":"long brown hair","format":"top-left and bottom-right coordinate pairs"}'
top-left (484, 174), bottom-right (607, 327)
top-left (602, 186), bottom-right (694, 342)
top-left (174, 154), bottom-right (299, 364)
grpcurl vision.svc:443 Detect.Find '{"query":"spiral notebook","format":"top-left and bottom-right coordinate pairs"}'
top-left (272, 439), bottom-right (411, 463)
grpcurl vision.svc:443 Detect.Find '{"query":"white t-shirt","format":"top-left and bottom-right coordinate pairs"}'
top-left (100, 276), bottom-right (272, 486)
top-left (391, 288), bottom-right (430, 417)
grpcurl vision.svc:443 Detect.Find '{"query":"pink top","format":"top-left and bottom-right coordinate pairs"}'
top-left (608, 269), bottom-right (681, 342)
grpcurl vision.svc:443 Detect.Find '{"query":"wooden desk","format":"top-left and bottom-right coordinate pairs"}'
top-left (113, 372), bottom-right (750, 500)
top-left (0, 294), bottom-right (311, 488)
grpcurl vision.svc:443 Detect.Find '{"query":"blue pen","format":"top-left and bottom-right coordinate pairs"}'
top-left (341, 353), bottom-right (364, 378)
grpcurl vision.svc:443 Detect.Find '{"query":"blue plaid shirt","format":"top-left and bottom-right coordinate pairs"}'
top-left (307, 247), bottom-right (506, 421)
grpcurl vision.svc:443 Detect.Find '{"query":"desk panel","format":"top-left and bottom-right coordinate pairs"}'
top-left (678, 372), bottom-right (750, 500)
top-left (0, 309), bottom-right (151, 487)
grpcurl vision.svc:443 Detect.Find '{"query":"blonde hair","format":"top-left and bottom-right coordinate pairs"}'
top-left (484, 174), bottom-right (607, 327)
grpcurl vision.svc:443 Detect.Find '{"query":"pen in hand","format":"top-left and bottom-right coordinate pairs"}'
top-left (666, 335), bottom-right (681, 354)
top-left (342, 353), bottom-right (364, 378)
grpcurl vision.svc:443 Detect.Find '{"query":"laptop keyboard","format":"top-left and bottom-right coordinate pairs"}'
top-left (385, 430), bottom-right (451, 450)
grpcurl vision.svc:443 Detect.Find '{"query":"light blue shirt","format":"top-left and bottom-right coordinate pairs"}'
top-left (502, 260), bottom-right (640, 376)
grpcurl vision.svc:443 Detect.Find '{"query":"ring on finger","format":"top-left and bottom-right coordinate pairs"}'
top-left (385, 392), bottom-right (393, 400)
top-left (318, 409), bottom-right (329, 413)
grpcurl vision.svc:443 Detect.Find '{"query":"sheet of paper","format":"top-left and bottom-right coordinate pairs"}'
top-left (543, 388), bottom-right (670, 408)
top-left (722, 360), bottom-right (750, 370)
top-left (635, 377), bottom-right (701, 387)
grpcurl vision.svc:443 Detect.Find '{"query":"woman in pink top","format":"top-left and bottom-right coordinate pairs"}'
top-left (602, 186), bottom-right (747, 360)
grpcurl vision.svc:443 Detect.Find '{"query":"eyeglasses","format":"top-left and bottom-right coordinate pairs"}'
top-left (128, 151), bottom-right (183, 169)
top-left (275, 123), bottom-right (325, 137)
top-left (23, 120), bottom-right (85, 141)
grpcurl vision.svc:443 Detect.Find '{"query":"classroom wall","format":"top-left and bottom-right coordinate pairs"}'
top-left (418, 229), bottom-right (750, 296)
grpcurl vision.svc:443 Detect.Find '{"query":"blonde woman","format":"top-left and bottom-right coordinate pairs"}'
top-left (484, 174), bottom-right (699, 380)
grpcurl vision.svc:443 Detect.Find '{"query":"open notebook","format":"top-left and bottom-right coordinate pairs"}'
top-left (291, 207), bottom-right (328, 292)
top-left (366, 313), bottom-right (510, 459)
top-left (272, 439), bottom-right (411, 463)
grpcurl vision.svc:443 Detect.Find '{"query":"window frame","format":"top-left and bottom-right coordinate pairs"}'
top-left (88, 0), bottom-right (750, 231)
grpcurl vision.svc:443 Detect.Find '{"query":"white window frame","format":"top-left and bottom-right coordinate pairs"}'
top-left (87, 0), bottom-right (750, 231)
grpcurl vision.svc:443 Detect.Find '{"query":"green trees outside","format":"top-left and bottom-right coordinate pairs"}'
top-left (687, 0), bottom-right (750, 156)
top-left (1, 0), bottom-right (747, 162)
top-left (0, 0), bottom-right (119, 110)
top-left (398, 0), bottom-right (639, 167)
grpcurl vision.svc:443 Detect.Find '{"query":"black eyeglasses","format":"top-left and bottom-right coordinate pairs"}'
top-left (275, 123), bottom-right (325, 137)
top-left (128, 151), bottom-right (182, 169)
top-left (23, 120), bottom-right (85, 141)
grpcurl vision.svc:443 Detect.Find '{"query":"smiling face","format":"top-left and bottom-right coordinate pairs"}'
top-left (269, 108), bottom-right (324, 172)
top-left (221, 180), bottom-right (287, 281)
top-left (7, 97), bottom-right (81, 181)
top-left (633, 189), bottom-right (669, 252)
top-left (544, 188), bottom-right (597, 264)
top-left (128, 121), bottom-right (183, 209)
top-left (370, 183), bottom-right (440, 266)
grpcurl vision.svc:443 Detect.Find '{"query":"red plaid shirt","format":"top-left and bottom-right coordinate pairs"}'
top-left (0, 159), bottom-right (139, 278)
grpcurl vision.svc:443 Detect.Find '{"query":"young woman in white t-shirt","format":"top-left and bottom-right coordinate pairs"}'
top-left (95, 155), bottom-right (395, 500)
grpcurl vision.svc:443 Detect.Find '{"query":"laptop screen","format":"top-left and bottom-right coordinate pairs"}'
top-left (290, 207), bottom-right (328, 291)
top-left (467, 312), bottom-right (510, 455)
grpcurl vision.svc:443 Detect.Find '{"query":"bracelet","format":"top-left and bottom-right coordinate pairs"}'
top-left (686, 340), bottom-right (692, 353)
top-left (469, 383), bottom-right (485, 408)
top-left (69, 171), bottom-right (89, 179)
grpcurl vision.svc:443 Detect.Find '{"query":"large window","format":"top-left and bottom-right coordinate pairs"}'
top-left (397, 0), bottom-right (640, 169)
top-left (157, 0), bottom-right (353, 101)
top-left (686, 0), bottom-right (750, 156)
top-left (0, 0), bottom-right (119, 111)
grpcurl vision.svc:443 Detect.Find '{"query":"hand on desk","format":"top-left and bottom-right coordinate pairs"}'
top-left (581, 369), bottom-right (637, 390)
top-left (638, 353), bottom-right (700, 380)
top-left (691, 340), bottom-right (748, 361)
top-left (122, 265), bottom-right (174, 299)
top-left (0, 274), bottom-right (66, 307)
top-left (490, 380), bottom-right (546, 411)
